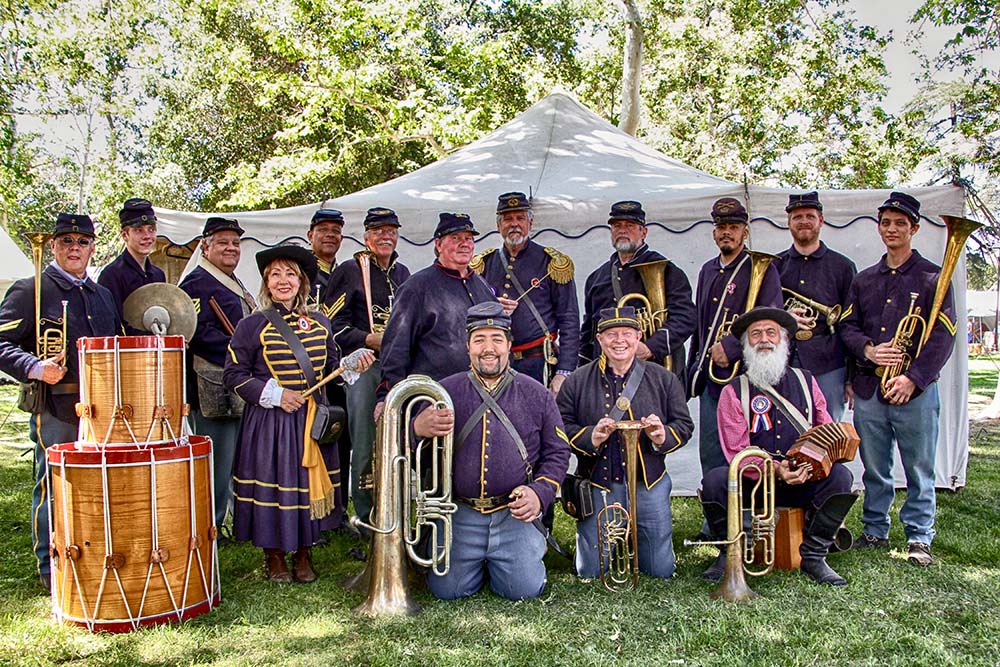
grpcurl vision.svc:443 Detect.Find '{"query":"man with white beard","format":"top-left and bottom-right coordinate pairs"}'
top-left (697, 307), bottom-right (857, 586)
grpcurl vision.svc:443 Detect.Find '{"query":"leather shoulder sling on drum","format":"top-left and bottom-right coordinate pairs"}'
top-left (261, 309), bottom-right (343, 443)
top-left (562, 360), bottom-right (646, 521)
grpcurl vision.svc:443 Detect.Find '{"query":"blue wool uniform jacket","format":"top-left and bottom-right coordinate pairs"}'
top-left (838, 250), bottom-right (956, 402)
top-left (0, 265), bottom-right (121, 422)
top-left (325, 251), bottom-right (410, 355)
top-left (97, 249), bottom-right (165, 334)
top-left (377, 261), bottom-right (497, 401)
top-left (439, 370), bottom-right (570, 513)
top-left (475, 241), bottom-right (580, 372)
top-left (686, 248), bottom-right (783, 400)
top-left (581, 244), bottom-right (696, 373)
top-left (557, 359), bottom-right (693, 491)
top-left (777, 242), bottom-right (857, 376)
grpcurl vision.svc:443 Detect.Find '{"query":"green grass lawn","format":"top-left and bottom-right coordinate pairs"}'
top-left (1, 383), bottom-right (999, 666)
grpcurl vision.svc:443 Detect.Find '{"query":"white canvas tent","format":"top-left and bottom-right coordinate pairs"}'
top-left (155, 92), bottom-right (969, 494)
top-left (0, 225), bottom-right (33, 296)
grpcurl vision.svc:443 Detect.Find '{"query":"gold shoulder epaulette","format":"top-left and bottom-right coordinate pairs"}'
top-left (470, 248), bottom-right (495, 275)
top-left (543, 247), bottom-right (574, 284)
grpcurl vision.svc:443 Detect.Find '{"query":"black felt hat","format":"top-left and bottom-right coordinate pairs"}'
top-left (311, 208), bottom-right (345, 229)
top-left (255, 244), bottom-right (319, 285)
top-left (497, 192), bottom-right (531, 214)
top-left (364, 207), bottom-right (401, 229)
top-left (730, 306), bottom-right (797, 340)
top-left (608, 200), bottom-right (646, 225)
top-left (434, 212), bottom-right (479, 239)
top-left (711, 198), bottom-right (749, 224)
top-left (466, 301), bottom-right (511, 334)
top-left (597, 306), bottom-right (641, 333)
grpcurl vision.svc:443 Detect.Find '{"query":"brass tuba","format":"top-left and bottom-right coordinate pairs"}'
top-left (708, 251), bottom-right (779, 385)
top-left (596, 420), bottom-right (643, 591)
top-left (617, 259), bottom-right (671, 371)
top-left (878, 214), bottom-right (983, 394)
top-left (347, 375), bottom-right (457, 617)
top-left (782, 287), bottom-right (842, 341)
top-left (684, 447), bottom-right (776, 602)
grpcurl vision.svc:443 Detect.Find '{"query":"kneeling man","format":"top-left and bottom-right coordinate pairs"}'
top-left (557, 306), bottom-right (693, 580)
top-left (701, 307), bottom-right (857, 585)
top-left (413, 302), bottom-right (570, 600)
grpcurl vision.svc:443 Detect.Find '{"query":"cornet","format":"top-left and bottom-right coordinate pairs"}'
top-left (782, 288), bottom-right (842, 341)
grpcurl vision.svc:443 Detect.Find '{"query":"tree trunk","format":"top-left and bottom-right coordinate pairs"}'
top-left (618, 0), bottom-right (643, 136)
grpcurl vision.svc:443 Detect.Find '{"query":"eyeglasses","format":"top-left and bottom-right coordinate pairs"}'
top-left (57, 236), bottom-right (93, 247)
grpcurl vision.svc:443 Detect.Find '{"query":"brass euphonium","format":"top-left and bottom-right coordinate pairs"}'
top-left (877, 214), bottom-right (983, 394)
top-left (684, 447), bottom-right (776, 602)
top-left (708, 251), bottom-right (779, 385)
top-left (596, 420), bottom-right (643, 591)
top-left (782, 288), bottom-right (843, 341)
top-left (347, 375), bottom-right (457, 617)
top-left (617, 259), bottom-right (671, 371)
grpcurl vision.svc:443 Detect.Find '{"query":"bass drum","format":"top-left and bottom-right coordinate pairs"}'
top-left (76, 335), bottom-right (187, 446)
top-left (46, 436), bottom-right (219, 632)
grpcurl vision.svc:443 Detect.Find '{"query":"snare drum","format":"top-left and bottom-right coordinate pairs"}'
top-left (77, 336), bottom-right (187, 445)
top-left (46, 436), bottom-right (220, 632)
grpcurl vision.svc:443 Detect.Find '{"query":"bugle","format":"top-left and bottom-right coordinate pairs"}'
top-left (878, 214), bottom-right (983, 394)
top-left (596, 420), bottom-right (643, 591)
top-left (684, 447), bottom-right (776, 602)
top-left (348, 375), bottom-right (456, 617)
top-left (25, 232), bottom-right (66, 365)
top-left (708, 251), bottom-right (779, 385)
top-left (782, 287), bottom-right (842, 341)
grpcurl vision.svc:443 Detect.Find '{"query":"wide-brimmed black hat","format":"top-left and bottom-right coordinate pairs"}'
top-left (119, 198), bottom-right (157, 228)
top-left (311, 208), bottom-right (345, 229)
top-left (711, 198), bottom-right (749, 224)
top-left (202, 217), bottom-right (244, 237)
top-left (877, 191), bottom-right (921, 223)
top-left (608, 200), bottom-right (646, 225)
top-left (497, 192), bottom-right (531, 214)
top-left (364, 207), bottom-right (401, 229)
top-left (466, 301), bottom-right (511, 335)
top-left (53, 212), bottom-right (96, 238)
top-left (786, 191), bottom-right (823, 213)
top-left (255, 244), bottom-right (318, 285)
top-left (434, 212), bottom-right (478, 239)
top-left (730, 306), bottom-right (797, 340)
top-left (597, 306), bottom-right (641, 333)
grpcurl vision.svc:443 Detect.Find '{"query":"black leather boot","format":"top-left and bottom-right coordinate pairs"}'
top-left (701, 501), bottom-right (729, 582)
top-left (800, 493), bottom-right (858, 586)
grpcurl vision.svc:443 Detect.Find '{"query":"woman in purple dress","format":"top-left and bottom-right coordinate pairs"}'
top-left (224, 245), bottom-right (372, 583)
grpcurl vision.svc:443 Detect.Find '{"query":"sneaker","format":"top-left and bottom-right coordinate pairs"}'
top-left (907, 542), bottom-right (934, 567)
top-left (853, 533), bottom-right (889, 550)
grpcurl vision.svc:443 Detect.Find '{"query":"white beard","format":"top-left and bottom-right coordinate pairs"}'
top-left (742, 336), bottom-right (790, 388)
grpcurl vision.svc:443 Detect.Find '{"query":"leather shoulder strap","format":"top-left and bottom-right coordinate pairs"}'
top-left (261, 308), bottom-right (319, 388)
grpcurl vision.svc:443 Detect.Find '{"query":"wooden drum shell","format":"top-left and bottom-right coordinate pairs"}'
top-left (77, 336), bottom-right (186, 446)
top-left (46, 436), bottom-right (219, 632)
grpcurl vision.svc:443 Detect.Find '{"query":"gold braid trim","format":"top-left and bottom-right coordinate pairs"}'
top-left (470, 248), bottom-right (494, 275)
top-left (544, 247), bottom-right (574, 284)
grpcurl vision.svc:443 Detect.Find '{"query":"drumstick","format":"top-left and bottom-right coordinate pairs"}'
top-left (300, 348), bottom-right (373, 398)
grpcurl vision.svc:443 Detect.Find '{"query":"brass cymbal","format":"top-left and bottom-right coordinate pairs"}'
top-left (123, 282), bottom-right (197, 340)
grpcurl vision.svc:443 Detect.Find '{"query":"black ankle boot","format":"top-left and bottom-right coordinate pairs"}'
top-left (700, 501), bottom-right (729, 582)
top-left (800, 493), bottom-right (858, 586)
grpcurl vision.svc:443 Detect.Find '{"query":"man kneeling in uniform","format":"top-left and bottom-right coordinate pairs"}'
top-left (413, 302), bottom-right (570, 600)
top-left (700, 307), bottom-right (857, 585)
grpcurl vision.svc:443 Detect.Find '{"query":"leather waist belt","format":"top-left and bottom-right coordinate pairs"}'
top-left (512, 344), bottom-right (545, 360)
top-left (458, 494), bottom-right (509, 510)
top-left (50, 383), bottom-right (80, 395)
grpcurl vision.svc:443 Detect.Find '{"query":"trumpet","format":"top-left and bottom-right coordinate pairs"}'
top-left (685, 447), bottom-right (776, 602)
top-left (782, 288), bottom-right (842, 341)
top-left (25, 232), bottom-right (67, 365)
top-left (348, 375), bottom-right (456, 617)
top-left (877, 214), bottom-right (983, 394)
top-left (617, 259), bottom-right (671, 371)
top-left (596, 420), bottom-right (643, 591)
top-left (708, 251), bottom-right (779, 384)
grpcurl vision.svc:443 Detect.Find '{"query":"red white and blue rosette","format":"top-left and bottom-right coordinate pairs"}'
top-left (750, 394), bottom-right (772, 433)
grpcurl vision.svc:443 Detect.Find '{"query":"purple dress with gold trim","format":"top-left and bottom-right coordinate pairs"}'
top-left (224, 305), bottom-right (342, 551)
